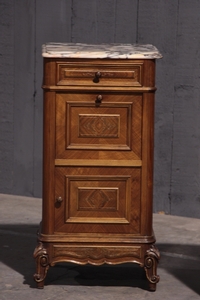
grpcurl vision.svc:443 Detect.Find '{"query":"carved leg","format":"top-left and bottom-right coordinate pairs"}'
top-left (33, 242), bottom-right (49, 288)
top-left (144, 245), bottom-right (160, 291)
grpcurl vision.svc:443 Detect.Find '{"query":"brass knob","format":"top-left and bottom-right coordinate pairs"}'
top-left (95, 71), bottom-right (101, 78)
top-left (96, 94), bottom-right (103, 101)
top-left (95, 95), bottom-right (103, 104)
top-left (93, 71), bottom-right (102, 83)
top-left (56, 196), bottom-right (63, 203)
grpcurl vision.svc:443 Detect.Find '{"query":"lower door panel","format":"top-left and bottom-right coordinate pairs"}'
top-left (55, 167), bottom-right (141, 234)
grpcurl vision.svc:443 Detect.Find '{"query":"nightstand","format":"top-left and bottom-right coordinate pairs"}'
top-left (33, 43), bottom-right (162, 290)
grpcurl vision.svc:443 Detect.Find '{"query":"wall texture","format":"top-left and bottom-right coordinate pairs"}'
top-left (0, 0), bottom-right (200, 218)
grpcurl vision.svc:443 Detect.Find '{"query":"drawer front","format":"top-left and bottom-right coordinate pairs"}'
top-left (54, 167), bottom-right (141, 234)
top-left (55, 92), bottom-right (142, 161)
top-left (56, 61), bottom-right (143, 87)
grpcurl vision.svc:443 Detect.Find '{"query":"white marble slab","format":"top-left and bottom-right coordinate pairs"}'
top-left (42, 43), bottom-right (162, 59)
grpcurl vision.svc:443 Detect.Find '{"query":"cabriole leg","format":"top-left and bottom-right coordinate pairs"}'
top-left (33, 242), bottom-right (49, 289)
top-left (144, 245), bottom-right (160, 291)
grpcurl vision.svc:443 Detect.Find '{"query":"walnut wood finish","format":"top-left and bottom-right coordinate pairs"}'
top-left (34, 58), bottom-right (160, 290)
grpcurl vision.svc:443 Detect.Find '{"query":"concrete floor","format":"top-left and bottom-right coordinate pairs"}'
top-left (0, 193), bottom-right (200, 300)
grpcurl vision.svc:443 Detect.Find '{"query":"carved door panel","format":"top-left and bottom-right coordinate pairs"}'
top-left (55, 93), bottom-right (142, 162)
top-left (54, 167), bottom-right (141, 234)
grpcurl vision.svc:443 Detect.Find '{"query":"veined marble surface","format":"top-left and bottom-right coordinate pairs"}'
top-left (42, 43), bottom-right (162, 59)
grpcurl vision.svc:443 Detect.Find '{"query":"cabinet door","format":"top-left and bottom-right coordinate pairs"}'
top-left (55, 93), bottom-right (142, 163)
top-left (55, 167), bottom-right (141, 234)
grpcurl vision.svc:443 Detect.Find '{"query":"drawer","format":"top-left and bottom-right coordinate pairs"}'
top-left (56, 61), bottom-right (143, 87)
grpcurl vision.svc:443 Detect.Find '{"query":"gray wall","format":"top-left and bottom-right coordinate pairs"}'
top-left (0, 0), bottom-right (200, 218)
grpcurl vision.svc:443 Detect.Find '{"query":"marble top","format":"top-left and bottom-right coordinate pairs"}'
top-left (42, 43), bottom-right (162, 59)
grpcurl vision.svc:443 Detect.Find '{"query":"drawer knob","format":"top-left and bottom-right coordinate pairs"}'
top-left (56, 196), bottom-right (63, 203)
top-left (93, 71), bottom-right (102, 83)
top-left (95, 95), bottom-right (103, 104)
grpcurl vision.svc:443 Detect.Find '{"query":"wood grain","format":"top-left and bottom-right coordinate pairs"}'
top-left (34, 54), bottom-right (160, 289)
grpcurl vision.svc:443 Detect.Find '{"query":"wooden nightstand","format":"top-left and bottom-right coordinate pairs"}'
top-left (33, 43), bottom-right (162, 290)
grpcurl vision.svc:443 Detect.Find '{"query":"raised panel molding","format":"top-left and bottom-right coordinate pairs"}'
top-left (66, 100), bottom-right (131, 150)
top-left (79, 114), bottom-right (120, 138)
top-left (65, 175), bottom-right (131, 224)
top-left (78, 187), bottom-right (119, 211)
